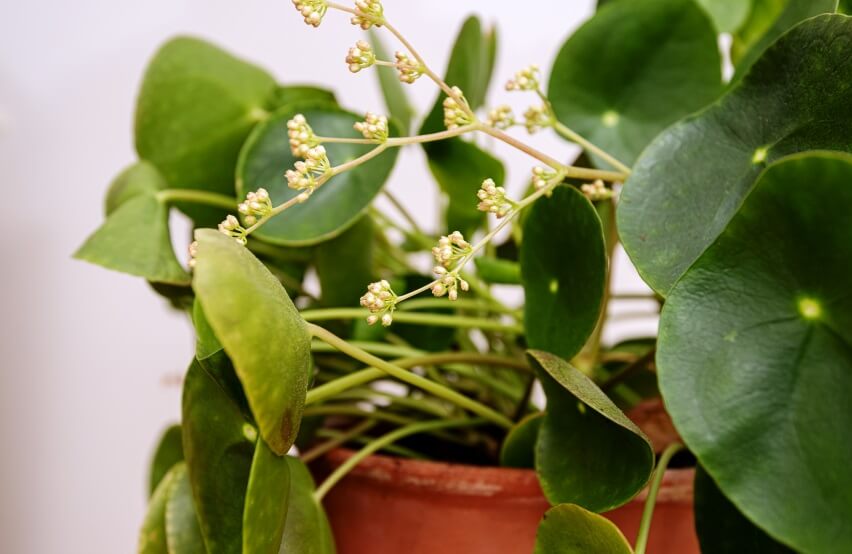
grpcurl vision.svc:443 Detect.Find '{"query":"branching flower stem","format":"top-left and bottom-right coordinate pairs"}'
top-left (301, 308), bottom-right (523, 334)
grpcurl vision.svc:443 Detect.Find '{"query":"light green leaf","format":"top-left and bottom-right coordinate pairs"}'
top-left (236, 103), bottom-right (398, 246)
top-left (278, 457), bottom-right (336, 554)
top-left (192, 298), bottom-right (222, 361)
top-left (165, 463), bottom-right (206, 554)
top-left (548, 0), bottom-right (721, 166)
top-left (74, 193), bottom-right (189, 285)
top-left (657, 152), bottom-right (852, 553)
top-left (499, 412), bottom-right (543, 468)
top-left (529, 350), bottom-right (654, 512)
top-left (244, 441), bottom-right (291, 554)
top-left (182, 360), bottom-right (254, 554)
top-left (368, 29), bottom-right (414, 134)
top-left (105, 161), bottom-right (168, 216)
top-left (139, 463), bottom-right (180, 554)
top-left (268, 85), bottom-right (336, 110)
top-left (192, 229), bottom-right (312, 454)
top-left (618, 14), bottom-right (852, 294)
top-left (474, 257), bottom-right (521, 285)
top-left (534, 504), bottom-right (633, 554)
top-left (149, 424), bottom-right (184, 497)
top-left (521, 186), bottom-right (606, 361)
top-left (135, 36), bottom-right (276, 223)
top-left (695, 0), bottom-right (752, 32)
top-left (315, 215), bottom-right (374, 307)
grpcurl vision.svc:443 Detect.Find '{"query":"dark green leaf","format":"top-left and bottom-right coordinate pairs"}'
top-left (368, 29), bottom-right (414, 134)
top-left (841, 0), bottom-right (851, 14)
top-left (139, 463), bottom-right (180, 554)
top-left (236, 103), bottom-right (399, 246)
top-left (268, 85), bottom-right (336, 110)
top-left (192, 298), bottom-right (222, 361)
top-left (474, 256), bottom-right (521, 285)
top-left (244, 441), bottom-right (291, 554)
top-left (105, 161), bottom-right (168, 216)
top-left (521, 186), bottom-right (606, 361)
top-left (694, 465), bottom-right (793, 553)
top-left (135, 36), bottom-right (276, 224)
top-left (619, 14), bottom-right (852, 294)
top-left (657, 152), bottom-right (852, 553)
top-left (279, 457), bottom-right (336, 554)
top-left (74, 194), bottom-right (190, 285)
top-left (182, 360), bottom-right (254, 554)
top-left (393, 275), bottom-right (455, 352)
top-left (149, 424), bottom-right (184, 497)
top-left (315, 215), bottom-right (374, 307)
top-left (165, 463), bottom-right (206, 554)
top-left (534, 503), bottom-right (633, 554)
top-left (548, 0), bottom-right (721, 166)
top-left (193, 229), bottom-right (312, 454)
top-left (529, 350), bottom-right (654, 512)
top-left (499, 412), bottom-right (543, 468)
top-left (731, 0), bottom-right (837, 82)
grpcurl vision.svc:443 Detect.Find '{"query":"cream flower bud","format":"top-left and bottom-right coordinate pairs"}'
top-left (485, 105), bottom-right (515, 130)
top-left (477, 178), bottom-right (514, 218)
top-left (285, 145), bottom-right (331, 191)
top-left (360, 279), bottom-right (397, 325)
top-left (381, 313), bottom-right (393, 326)
top-left (431, 231), bottom-right (472, 270)
top-left (351, 0), bottom-right (384, 29)
top-left (354, 112), bottom-right (389, 141)
top-left (532, 166), bottom-right (559, 190)
top-left (291, 0), bottom-right (328, 27)
top-left (218, 215), bottom-right (247, 245)
top-left (505, 64), bottom-right (541, 91)
top-left (443, 87), bottom-right (473, 130)
top-left (238, 188), bottom-right (273, 225)
top-left (346, 40), bottom-right (376, 73)
top-left (395, 51), bottom-right (423, 84)
top-left (287, 114), bottom-right (320, 158)
top-left (523, 104), bottom-right (552, 134)
top-left (581, 179), bottom-right (614, 201)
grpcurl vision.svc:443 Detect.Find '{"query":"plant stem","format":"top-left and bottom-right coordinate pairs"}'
top-left (301, 419), bottom-right (377, 463)
top-left (301, 308), bottom-right (523, 334)
top-left (551, 120), bottom-right (632, 174)
top-left (634, 442), bottom-right (685, 554)
top-left (155, 189), bottom-right (236, 210)
top-left (315, 428), bottom-right (428, 460)
top-left (311, 340), bottom-right (424, 359)
top-left (307, 323), bottom-right (514, 429)
top-left (313, 418), bottom-right (485, 501)
top-left (601, 349), bottom-right (656, 392)
top-left (383, 189), bottom-right (425, 236)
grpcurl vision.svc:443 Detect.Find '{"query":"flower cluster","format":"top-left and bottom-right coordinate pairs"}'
top-left (477, 178), bottom-right (514, 218)
top-left (432, 231), bottom-right (472, 270)
top-left (285, 145), bottom-right (331, 191)
top-left (505, 64), bottom-right (541, 92)
top-left (287, 114), bottom-right (319, 157)
top-left (532, 166), bottom-right (560, 190)
top-left (360, 280), bottom-right (397, 326)
top-left (394, 51), bottom-right (423, 83)
top-left (291, 0), bottom-right (327, 27)
top-left (218, 215), bottom-right (248, 245)
top-left (523, 104), bottom-right (552, 134)
top-left (346, 40), bottom-right (375, 73)
top-left (432, 268), bottom-right (469, 301)
top-left (238, 188), bottom-right (273, 226)
top-left (486, 105), bottom-right (515, 130)
top-left (354, 112), bottom-right (389, 141)
top-left (188, 241), bottom-right (199, 269)
top-left (581, 179), bottom-right (613, 201)
top-left (443, 87), bottom-right (473, 130)
top-left (351, 0), bottom-right (384, 29)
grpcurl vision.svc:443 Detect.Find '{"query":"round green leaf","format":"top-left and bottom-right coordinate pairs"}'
top-left (135, 36), bottom-right (276, 222)
top-left (548, 0), bottom-right (721, 166)
top-left (695, 0), bottom-right (752, 32)
top-left (521, 186), bottom-right (606, 361)
top-left (139, 463), bottom-right (180, 554)
top-left (244, 441), bottom-right (291, 554)
top-left (165, 463), bottom-right (206, 554)
top-left (499, 412), bottom-right (543, 468)
top-left (279, 457), bottom-right (336, 554)
top-left (236, 104), bottom-right (398, 246)
top-left (619, 14), bottom-right (852, 294)
top-left (105, 161), bottom-right (167, 216)
top-left (534, 504), bottom-right (633, 554)
top-left (657, 153), bottom-right (852, 552)
top-left (694, 465), bottom-right (793, 554)
top-left (192, 229), bottom-right (312, 454)
top-left (529, 350), bottom-right (654, 512)
top-left (149, 424), bottom-right (184, 497)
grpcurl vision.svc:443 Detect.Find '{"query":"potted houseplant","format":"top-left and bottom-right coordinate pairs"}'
top-left (76, 0), bottom-right (852, 552)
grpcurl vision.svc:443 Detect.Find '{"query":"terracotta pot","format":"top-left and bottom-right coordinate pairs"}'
top-left (313, 399), bottom-right (698, 554)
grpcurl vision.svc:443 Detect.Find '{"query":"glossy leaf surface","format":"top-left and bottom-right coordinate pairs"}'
top-left (499, 412), bottom-right (543, 468)
top-left (534, 504), bottom-right (633, 554)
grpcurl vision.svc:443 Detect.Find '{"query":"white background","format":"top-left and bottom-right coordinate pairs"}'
top-left (0, 1), bottom-right (657, 551)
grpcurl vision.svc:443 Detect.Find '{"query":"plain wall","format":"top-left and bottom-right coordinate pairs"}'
top-left (0, 1), bottom-right (657, 551)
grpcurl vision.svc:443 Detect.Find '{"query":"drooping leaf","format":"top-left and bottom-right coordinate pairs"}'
top-left (135, 36), bottom-right (276, 224)
top-left (534, 504), bottom-right (633, 554)
top-left (499, 412), bottom-right (543, 468)
top-left (474, 257), bottom-right (522, 285)
top-left (244, 441), bottom-right (291, 554)
top-left (529, 350), bottom-right (654, 512)
top-left (165, 463), bottom-right (206, 554)
top-left (192, 229), bottom-right (312, 454)
top-left (149, 424), bottom-right (184, 497)
top-left (315, 215), bottom-right (374, 307)
top-left (521, 186), bottom-right (606, 361)
top-left (278, 457), bottom-right (336, 554)
top-left (182, 360), bottom-right (254, 554)
top-left (105, 161), bottom-right (168, 216)
top-left (74, 193), bottom-right (189, 285)
top-left (619, 14), bottom-right (852, 294)
top-left (268, 85), bottom-right (336, 110)
top-left (192, 298), bottom-right (222, 361)
top-left (731, 0), bottom-right (837, 82)
top-left (548, 0), bottom-right (721, 166)
top-left (368, 29), bottom-right (414, 134)
top-left (657, 152), bottom-right (852, 553)
top-left (236, 103), bottom-right (398, 246)
top-left (694, 465), bottom-right (793, 553)
top-left (139, 463), bottom-right (180, 554)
